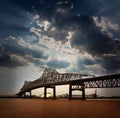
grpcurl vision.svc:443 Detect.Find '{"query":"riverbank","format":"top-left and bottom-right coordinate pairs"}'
top-left (0, 99), bottom-right (120, 118)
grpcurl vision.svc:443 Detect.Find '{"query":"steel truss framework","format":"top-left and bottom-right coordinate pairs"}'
top-left (85, 78), bottom-right (120, 88)
top-left (17, 69), bottom-right (120, 99)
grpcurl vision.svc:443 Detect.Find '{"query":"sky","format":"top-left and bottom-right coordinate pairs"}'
top-left (0, 0), bottom-right (120, 96)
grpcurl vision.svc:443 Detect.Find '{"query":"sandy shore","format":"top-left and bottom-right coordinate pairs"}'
top-left (0, 99), bottom-right (120, 118)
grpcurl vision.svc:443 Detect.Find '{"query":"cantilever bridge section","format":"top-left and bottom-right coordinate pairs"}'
top-left (17, 69), bottom-right (120, 99)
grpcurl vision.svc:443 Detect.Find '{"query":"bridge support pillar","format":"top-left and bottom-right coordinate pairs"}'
top-left (44, 86), bottom-right (47, 99)
top-left (24, 92), bottom-right (26, 97)
top-left (30, 91), bottom-right (32, 98)
top-left (82, 83), bottom-right (85, 100)
top-left (53, 86), bottom-right (56, 99)
top-left (69, 83), bottom-right (72, 99)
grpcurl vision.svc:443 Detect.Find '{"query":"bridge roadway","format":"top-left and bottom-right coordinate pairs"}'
top-left (17, 69), bottom-right (120, 99)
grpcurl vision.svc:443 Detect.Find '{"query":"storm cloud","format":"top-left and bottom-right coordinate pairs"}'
top-left (0, 0), bottom-right (120, 73)
top-left (0, 36), bottom-right (48, 67)
top-left (0, 54), bottom-right (26, 67)
top-left (32, 1), bottom-right (120, 73)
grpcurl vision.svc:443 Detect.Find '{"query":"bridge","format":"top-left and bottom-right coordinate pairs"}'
top-left (17, 69), bottom-right (120, 99)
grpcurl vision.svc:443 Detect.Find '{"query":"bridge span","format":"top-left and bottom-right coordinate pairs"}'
top-left (17, 69), bottom-right (120, 99)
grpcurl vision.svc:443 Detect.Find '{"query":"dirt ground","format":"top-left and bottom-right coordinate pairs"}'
top-left (0, 99), bottom-right (120, 118)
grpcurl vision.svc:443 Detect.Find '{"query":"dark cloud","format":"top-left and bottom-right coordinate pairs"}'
top-left (97, 0), bottom-right (120, 23)
top-left (24, 1), bottom-right (120, 73)
top-left (52, 7), bottom-right (120, 57)
top-left (0, 1), bottom-right (32, 39)
top-left (56, 1), bottom-right (73, 13)
top-left (101, 57), bottom-right (120, 73)
top-left (72, 0), bottom-right (100, 16)
top-left (0, 24), bottom-right (29, 32)
top-left (0, 37), bottom-right (48, 67)
top-left (83, 58), bottom-right (97, 66)
top-left (47, 59), bottom-right (70, 69)
top-left (71, 18), bottom-right (120, 56)
top-left (45, 1), bottom-right (120, 73)
top-left (0, 0), bottom-right (120, 73)
top-left (0, 54), bottom-right (26, 67)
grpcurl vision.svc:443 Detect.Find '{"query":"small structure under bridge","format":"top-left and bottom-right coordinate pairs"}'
top-left (17, 69), bottom-right (120, 99)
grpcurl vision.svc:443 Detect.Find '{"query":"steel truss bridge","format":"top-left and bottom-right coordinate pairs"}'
top-left (17, 69), bottom-right (120, 99)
